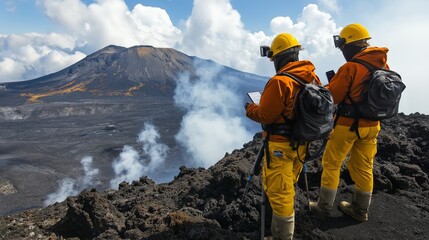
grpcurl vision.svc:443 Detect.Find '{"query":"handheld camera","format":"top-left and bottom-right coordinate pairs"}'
top-left (260, 46), bottom-right (273, 58)
top-left (333, 35), bottom-right (345, 49)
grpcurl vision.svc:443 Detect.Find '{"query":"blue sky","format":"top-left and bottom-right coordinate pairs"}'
top-left (0, 0), bottom-right (313, 34)
top-left (1, 0), bottom-right (428, 114)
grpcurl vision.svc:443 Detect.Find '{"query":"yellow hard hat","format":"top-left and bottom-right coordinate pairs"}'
top-left (339, 23), bottom-right (371, 45)
top-left (270, 33), bottom-right (301, 58)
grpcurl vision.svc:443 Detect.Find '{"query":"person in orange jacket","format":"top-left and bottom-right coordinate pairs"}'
top-left (309, 23), bottom-right (386, 222)
top-left (246, 33), bottom-right (321, 239)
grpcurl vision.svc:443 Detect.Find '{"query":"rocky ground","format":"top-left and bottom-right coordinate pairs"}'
top-left (0, 112), bottom-right (428, 240)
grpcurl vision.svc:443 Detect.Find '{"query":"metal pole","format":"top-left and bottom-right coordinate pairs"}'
top-left (303, 162), bottom-right (310, 209)
top-left (242, 144), bottom-right (265, 202)
top-left (261, 188), bottom-right (265, 240)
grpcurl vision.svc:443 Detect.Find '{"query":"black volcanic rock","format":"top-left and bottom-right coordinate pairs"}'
top-left (53, 190), bottom-right (126, 238)
top-left (0, 114), bottom-right (428, 240)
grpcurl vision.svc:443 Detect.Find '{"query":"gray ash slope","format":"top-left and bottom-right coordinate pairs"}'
top-left (0, 45), bottom-right (266, 216)
top-left (0, 113), bottom-right (428, 240)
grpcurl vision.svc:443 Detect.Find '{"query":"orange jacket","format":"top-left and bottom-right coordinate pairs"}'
top-left (327, 47), bottom-right (389, 127)
top-left (246, 60), bottom-right (321, 142)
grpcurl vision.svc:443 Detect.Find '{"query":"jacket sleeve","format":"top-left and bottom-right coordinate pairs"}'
top-left (246, 77), bottom-right (288, 124)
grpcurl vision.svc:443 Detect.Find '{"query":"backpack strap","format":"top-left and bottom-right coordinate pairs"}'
top-left (276, 72), bottom-right (326, 161)
top-left (336, 59), bottom-right (376, 139)
top-left (276, 72), bottom-right (306, 149)
top-left (277, 72), bottom-right (306, 86)
top-left (351, 59), bottom-right (377, 71)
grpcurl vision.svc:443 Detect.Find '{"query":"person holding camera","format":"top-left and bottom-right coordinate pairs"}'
top-left (309, 23), bottom-right (386, 222)
top-left (245, 33), bottom-right (321, 240)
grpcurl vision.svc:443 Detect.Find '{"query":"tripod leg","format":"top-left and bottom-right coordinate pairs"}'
top-left (261, 188), bottom-right (265, 240)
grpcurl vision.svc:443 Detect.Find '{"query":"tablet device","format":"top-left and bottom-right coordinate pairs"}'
top-left (247, 92), bottom-right (261, 104)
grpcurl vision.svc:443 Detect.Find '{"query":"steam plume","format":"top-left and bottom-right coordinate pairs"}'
top-left (174, 60), bottom-right (253, 168)
top-left (44, 156), bottom-right (99, 205)
top-left (109, 123), bottom-right (169, 189)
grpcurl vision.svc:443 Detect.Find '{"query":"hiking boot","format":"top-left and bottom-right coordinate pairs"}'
top-left (309, 201), bottom-right (330, 216)
top-left (271, 213), bottom-right (294, 240)
top-left (309, 187), bottom-right (337, 216)
top-left (339, 189), bottom-right (372, 222)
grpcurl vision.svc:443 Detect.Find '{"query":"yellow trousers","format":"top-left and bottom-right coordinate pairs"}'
top-left (262, 141), bottom-right (306, 217)
top-left (321, 124), bottom-right (380, 193)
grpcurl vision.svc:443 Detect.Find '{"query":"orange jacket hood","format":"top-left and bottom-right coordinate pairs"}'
top-left (354, 47), bottom-right (389, 69)
top-left (278, 60), bottom-right (321, 84)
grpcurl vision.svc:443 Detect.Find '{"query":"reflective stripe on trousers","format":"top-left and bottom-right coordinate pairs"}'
top-left (321, 124), bottom-right (380, 192)
top-left (262, 141), bottom-right (306, 217)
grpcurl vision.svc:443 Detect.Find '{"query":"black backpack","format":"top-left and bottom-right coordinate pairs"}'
top-left (351, 59), bottom-right (406, 121)
top-left (261, 73), bottom-right (334, 164)
top-left (274, 73), bottom-right (335, 162)
top-left (279, 73), bottom-right (335, 142)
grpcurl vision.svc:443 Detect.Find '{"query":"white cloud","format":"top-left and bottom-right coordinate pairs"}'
top-left (0, 0), bottom-right (427, 113)
top-left (318, 0), bottom-right (340, 13)
top-left (298, 4), bottom-right (340, 57)
top-left (40, 49), bottom-right (86, 73)
top-left (38, 0), bottom-right (89, 31)
top-left (0, 57), bottom-right (26, 81)
top-left (270, 4), bottom-right (341, 57)
top-left (178, 0), bottom-right (269, 75)
top-left (38, 0), bottom-right (181, 49)
top-left (0, 33), bottom-right (85, 81)
top-left (40, 0), bottom-right (137, 48)
top-left (130, 4), bottom-right (182, 47)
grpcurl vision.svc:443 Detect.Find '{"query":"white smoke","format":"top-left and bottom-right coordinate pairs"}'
top-left (44, 156), bottom-right (99, 206)
top-left (43, 123), bottom-right (169, 204)
top-left (109, 145), bottom-right (142, 188)
top-left (109, 122), bottom-right (169, 189)
top-left (174, 61), bottom-right (253, 168)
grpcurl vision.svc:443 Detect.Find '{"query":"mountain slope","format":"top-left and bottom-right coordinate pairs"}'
top-left (1, 46), bottom-right (192, 97)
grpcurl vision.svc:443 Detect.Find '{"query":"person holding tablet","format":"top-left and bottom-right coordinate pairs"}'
top-left (245, 32), bottom-right (321, 240)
